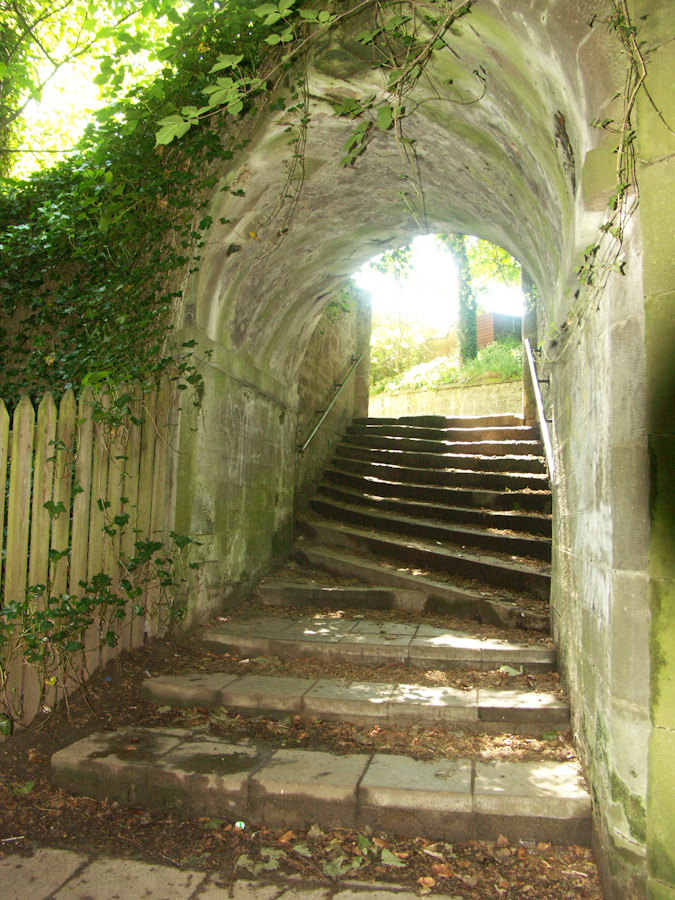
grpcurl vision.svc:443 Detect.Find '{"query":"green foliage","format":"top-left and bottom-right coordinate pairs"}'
top-left (373, 334), bottom-right (521, 394)
top-left (465, 237), bottom-right (521, 292)
top-left (368, 245), bottom-right (413, 280)
top-left (0, 529), bottom-right (199, 718)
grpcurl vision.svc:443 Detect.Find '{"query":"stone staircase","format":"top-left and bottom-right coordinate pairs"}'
top-left (51, 414), bottom-right (592, 849)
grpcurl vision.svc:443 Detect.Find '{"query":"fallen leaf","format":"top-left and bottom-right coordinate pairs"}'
top-left (418, 875), bottom-right (436, 887)
top-left (279, 830), bottom-right (295, 843)
top-left (292, 843), bottom-right (312, 858)
top-left (432, 863), bottom-right (454, 877)
top-left (372, 836), bottom-right (388, 848)
top-left (381, 848), bottom-right (405, 867)
top-left (497, 834), bottom-right (510, 846)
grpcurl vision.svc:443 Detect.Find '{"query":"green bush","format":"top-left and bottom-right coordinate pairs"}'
top-left (372, 335), bottom-right (521, 395)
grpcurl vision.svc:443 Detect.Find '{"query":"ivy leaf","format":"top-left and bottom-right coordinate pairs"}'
top-left (265, 33), bottom-right (282, 44)
top-left (381, 848), bottom-right (406, 867)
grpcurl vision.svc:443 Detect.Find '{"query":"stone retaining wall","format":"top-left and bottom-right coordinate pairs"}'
top-left (368, 380), bottom-right (523, 419)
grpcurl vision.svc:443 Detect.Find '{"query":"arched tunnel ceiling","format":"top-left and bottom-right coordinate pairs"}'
top-left (182, 0), bottom-right (623, 382)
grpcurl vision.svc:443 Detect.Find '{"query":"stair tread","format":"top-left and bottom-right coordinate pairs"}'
top-left (296, 544), bottom-right (550, 630)
top-left (202, 614), bottom-right (554, 670)
top-left (144, 671), bottom-right (569, 716)
top-left (300, 517), bottom-right (551, 575)
top-left (336, 445), bottom-right (549, 476)
top-left (52, 727), bottom-right (591, 843)
top-left (312, 493), bottom-right (552, 545)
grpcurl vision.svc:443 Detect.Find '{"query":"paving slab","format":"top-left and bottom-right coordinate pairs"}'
top-left (202, 615), bottom-right (555, 671)
top-left (54, 857), bottom-right (205, 900)
top-left (2, 848), bottom-right (85, 900)
top-left (250, 747), bottom-right (369, 830)
top-left (143, 673), bottom-right (568, 733)
top-left (388, 683), bottom-right (479, 722)
top-left (198, 881), bottom-right (284, 900)
top-left (142, 673), bottom-right (239, 708)
top-left (473, 759), bottom-right (591, 819)
top-left (220, 674), bottom-right (314, 713)
top-left (303, 678), bottom-right (394, 719)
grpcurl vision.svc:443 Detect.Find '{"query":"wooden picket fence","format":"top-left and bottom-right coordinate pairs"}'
top-left (0, 378), bottom-right (181, 734)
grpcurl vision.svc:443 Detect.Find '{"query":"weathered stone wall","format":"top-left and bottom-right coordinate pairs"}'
top-left (369, 380), bottom-right (522, 420)
top-left (635, 6), bottom-right (675, 898)
top-left (548, 214), bottom-right (651, 899)
top-left (295, 292), bottom-right (371, 512)
top-left (173, 333), bottom-right (298, 624)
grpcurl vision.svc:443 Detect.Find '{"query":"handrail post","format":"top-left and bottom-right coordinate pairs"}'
top-left (524, 338), bottom-right (555, 483)
top-left (299, 354), bottom-right (363, 454)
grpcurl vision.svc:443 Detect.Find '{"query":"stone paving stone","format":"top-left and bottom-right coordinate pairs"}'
top-left (303, 679), bottom-right (394, 719)
top-left (51, 727), bottom-right (188, 795)
top-left (473, 759), bottom-right (591, 818)
top-left (337, 631), bottom-right (413, 648)
top-left (408, 633), bottom-right (482, 662)
top-left (349, 621), bottom-right (418, 636)
top-left (197, 880), bottom-right (284, 900)
top-left (2, 848), bottom-right (84, 900)
top-left (278, 618), bottom-right (359, 642)
top-left (388, 683), bottom-right (479, 722)
top-left (220, 675), bottom-right (314, 712)
top-left (142, 673), bottom-right (239, 708)
top-left (54, 858), bottom-right (205, 900)
top-left (360, 754), bottom-right (473, 813)
top-left (334, 892), bottom-right (428, 900)
top-left (477, 688), bottom-right (569, 723)
top-left (160, 738), bottom-right (266, 818)
top-left (250, 748), bottom-right (369, 830)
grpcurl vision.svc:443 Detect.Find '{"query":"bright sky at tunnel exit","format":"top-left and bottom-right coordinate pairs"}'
top-left (353, 234), bottom-right (525, 335)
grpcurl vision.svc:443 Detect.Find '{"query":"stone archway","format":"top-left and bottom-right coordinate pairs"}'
top-left (169, 3), bottom-right (675, 898)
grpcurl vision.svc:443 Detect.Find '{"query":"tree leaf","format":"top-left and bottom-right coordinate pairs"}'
top-left (381, 848), bottom-right (406, 867)
top-left (377, 105), bottom-right (393, 130)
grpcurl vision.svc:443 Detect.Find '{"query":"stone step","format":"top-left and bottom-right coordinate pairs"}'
top-left (345, 433), bottom-right (544, 458)
top-left (354, 414), bottom-right (525, 428)
top-left (294, 546), bottom-right (550, 631)
top-left (51, 728), bottom-right (591, 845)
top-left (316, 483), bottom-right (552, 536)
top-left (201, 615), bottom-right (555, 671)
top-left (309, 496), bottom-right (552, 562)
top-left (330, 458), bottom-right (551, 503)
top-left (348, 423), bottom-right (541, 443)
top-left (299, 519), bottom-right (551, 601)
top-left (259, 582), bottom-right (427, 612)
top-left (336, 444), bottom-right (549, 478)
top-left (142, 672), bottom-right (570, 735)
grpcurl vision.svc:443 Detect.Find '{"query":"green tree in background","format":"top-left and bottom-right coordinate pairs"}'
top-left (0, 0), bottom-right (180, 174)
top-left (442, 233), bottom-right (478, 364)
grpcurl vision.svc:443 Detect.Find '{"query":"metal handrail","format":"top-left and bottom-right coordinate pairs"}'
top-left (524, 338), bottom-right (555, 482)
top-left (299, 353), bottom-right (364, 454)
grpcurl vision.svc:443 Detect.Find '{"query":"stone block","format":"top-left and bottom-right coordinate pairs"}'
top-left (648, 877), bottom-right (675, 900)
top-left (477, 688), bottom-right (569, 725)
top-left (582, 133), bottom-right (621, 210)
top-left (408, 634), bottom-right (482, 663)
top-left (645, 293), bottom-right (675, 437)
top-left (609, 441), bottom-right (650, 572)
top-left (360, 754), bottom-right (472, 812)
top-left (220, 675), bottom-right (312, 713)
top-left (142, 673), bottom-right (239, 709)
top-left (54, 858), bottom-right (205, 900)
top-left (473, 759), bottom-right (591, 819)
top-left (637, 42), bottom-right (675, 162)
top-left (159, 739), bottom-right (265, 818)
top-left (303, 679), bottom-right (394, 719)
top-left (648, 727), bottom-right (675, 885)
top-left (51, 728), bottom-right (187, 800)
top-left (609, 571), bottom-right (651, 707)
top-left (2, 849), bottom-right (84, 900)
top-left (640, 162), bottom-right (675, 297)
top-left (250, 748), bottom-right (368, 830)
top-left (388, 683), bottom-right (479, 723)
top-left (650, 579), bottom-right (675, 730)
top-left (198, 880), bottom-right (285, 900)
top-left (633, 0), bottom-right (675, 50)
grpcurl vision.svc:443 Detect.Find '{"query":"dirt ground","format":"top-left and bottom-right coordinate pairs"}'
top-left (0, 631), bottom-right (603, 899)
